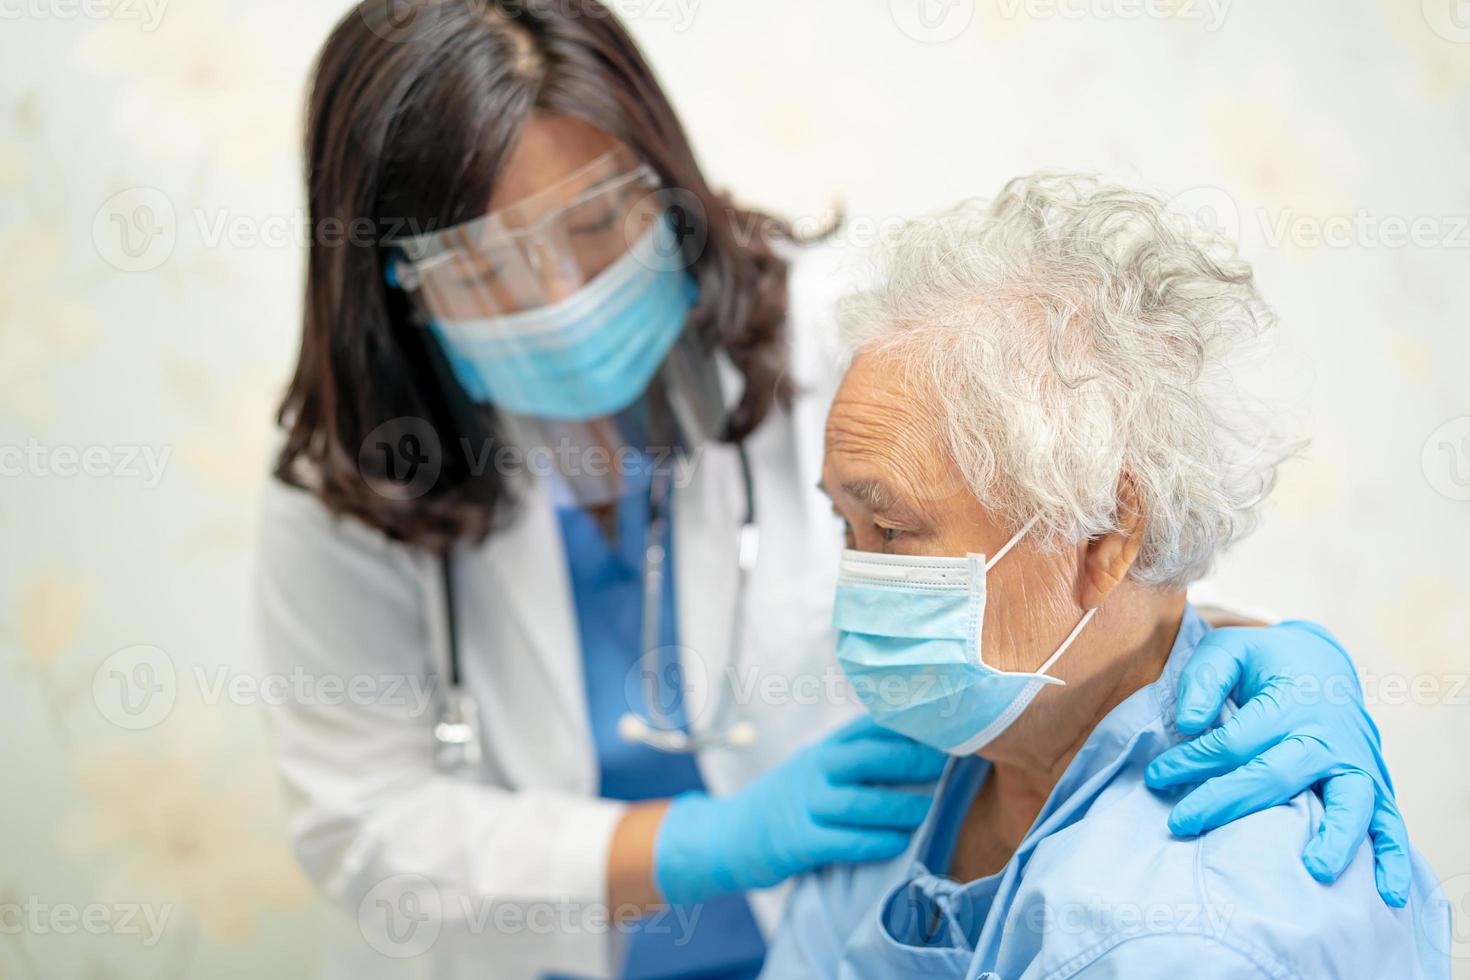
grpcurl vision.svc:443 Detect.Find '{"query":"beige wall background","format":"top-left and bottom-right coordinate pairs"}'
top-left (2, 0), bottom-right (1467, 976)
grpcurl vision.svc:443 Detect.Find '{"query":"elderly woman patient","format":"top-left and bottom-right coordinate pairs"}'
top-left (763, 175), bottom-right (1449, 979)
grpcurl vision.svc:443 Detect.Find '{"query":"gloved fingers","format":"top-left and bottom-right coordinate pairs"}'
top-left (1344, 707), bottom-right (1396, 799)
top-left (1145, 687), bottom-right (1289, 788)
top-left (822, 737), bottom-right (948, 786)
top-left (1275, 620), bottom-right (1361, 698)
top-left (1301, 769), bottom-right (1375, 883)
top-left (1368, 797), bottom-right (1413, 908)
top-left (805, 824), bottom-right (913, 868)
top-left (1166, 734), bottom-right (1338, 838)
top-left (1174, 628), bottom-right (1253, 734)
top-left (810, 784), bottom-right (934, 830)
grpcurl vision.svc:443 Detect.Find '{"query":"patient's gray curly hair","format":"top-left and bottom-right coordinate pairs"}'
top-left (837, 172), bottom-right (1298, 589)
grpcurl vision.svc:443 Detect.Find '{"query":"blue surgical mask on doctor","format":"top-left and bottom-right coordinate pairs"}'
top-left (833, 516), bottom-right (1098, 756)
top-left (423, 215), bottom-right (698, 420)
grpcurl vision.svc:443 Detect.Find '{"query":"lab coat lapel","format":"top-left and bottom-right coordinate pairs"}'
top-left (480, 475), bottom-right (588, 739)
top-left (672, 441), bottom-right (742, 744)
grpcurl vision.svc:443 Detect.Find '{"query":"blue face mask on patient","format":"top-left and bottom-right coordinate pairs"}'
top-left (425, 217), bottom-right (699, 421)
top-left (833, 518), bottom-right (1098, 756)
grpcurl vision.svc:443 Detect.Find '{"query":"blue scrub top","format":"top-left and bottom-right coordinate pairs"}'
top-left (762, 607), bottom-right (1451, 979)
top-left (552, 473), bottom-right (765, 980)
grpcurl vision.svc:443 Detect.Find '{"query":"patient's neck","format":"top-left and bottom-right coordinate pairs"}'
top-left (948, 588), bottom-right (1187, 883)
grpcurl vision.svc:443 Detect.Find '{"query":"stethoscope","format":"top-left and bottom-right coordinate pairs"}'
top-left (431, 444), bottom-right (759, 771)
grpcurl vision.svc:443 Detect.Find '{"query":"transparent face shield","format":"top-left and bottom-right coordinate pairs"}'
top-left (388, 145), bottom-right (727, 506)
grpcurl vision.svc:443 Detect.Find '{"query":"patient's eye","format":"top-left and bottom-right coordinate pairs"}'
top-left (879, 525), bottom-right (902, 543)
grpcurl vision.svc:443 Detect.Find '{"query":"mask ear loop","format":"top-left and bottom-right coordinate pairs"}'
top-left (983, 515), bottom-right (1041, 572)
top-left (1034, 606), bottom-right (1098, 678)
top-left (979, 514), bottom-right (1098, 682)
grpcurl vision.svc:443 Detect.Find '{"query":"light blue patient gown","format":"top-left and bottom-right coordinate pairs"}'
top-left (762, 607), bottom-right (1451, 980)
top-left (552, 473), bottom-right (766, 980)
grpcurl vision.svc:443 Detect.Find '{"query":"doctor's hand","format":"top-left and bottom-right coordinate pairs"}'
top-left (1145, 621), bottom-right (1411, 907)
top-left (653, 716), bottom-right (945, 906)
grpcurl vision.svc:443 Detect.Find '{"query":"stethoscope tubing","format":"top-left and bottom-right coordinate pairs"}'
top-left (434, 443), bottom-right (758, 765)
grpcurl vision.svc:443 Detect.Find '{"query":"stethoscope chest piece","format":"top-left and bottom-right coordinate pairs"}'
top-left (434, 686), bottom-right (483, 772)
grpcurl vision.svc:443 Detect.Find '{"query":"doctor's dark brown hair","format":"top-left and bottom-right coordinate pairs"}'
top-left (274, 0), bottom-right (794, 549)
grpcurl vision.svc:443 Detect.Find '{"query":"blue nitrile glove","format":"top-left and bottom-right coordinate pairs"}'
top-left (1146, 621), bottom-right (1411, 907)
top-left (654, 716), bottom-right (946, 905)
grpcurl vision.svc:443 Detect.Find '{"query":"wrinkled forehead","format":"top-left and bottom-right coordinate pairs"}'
top-left (822, 352), bottom-right (950, 498)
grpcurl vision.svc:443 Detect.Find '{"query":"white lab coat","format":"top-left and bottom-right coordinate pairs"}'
top-left (255, 241), bottom-right (864, 980)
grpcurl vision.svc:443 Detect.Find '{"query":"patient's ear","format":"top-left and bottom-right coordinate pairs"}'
top-left (1079, 474), bottom-right (1146, 609)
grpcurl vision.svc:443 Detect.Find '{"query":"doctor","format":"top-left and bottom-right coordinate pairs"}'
top-left (256, 2), bottom-right (1411, 978)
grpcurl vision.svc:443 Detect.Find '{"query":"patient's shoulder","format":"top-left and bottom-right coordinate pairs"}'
top-left (1008, 773), bottom-right (1445, 979)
